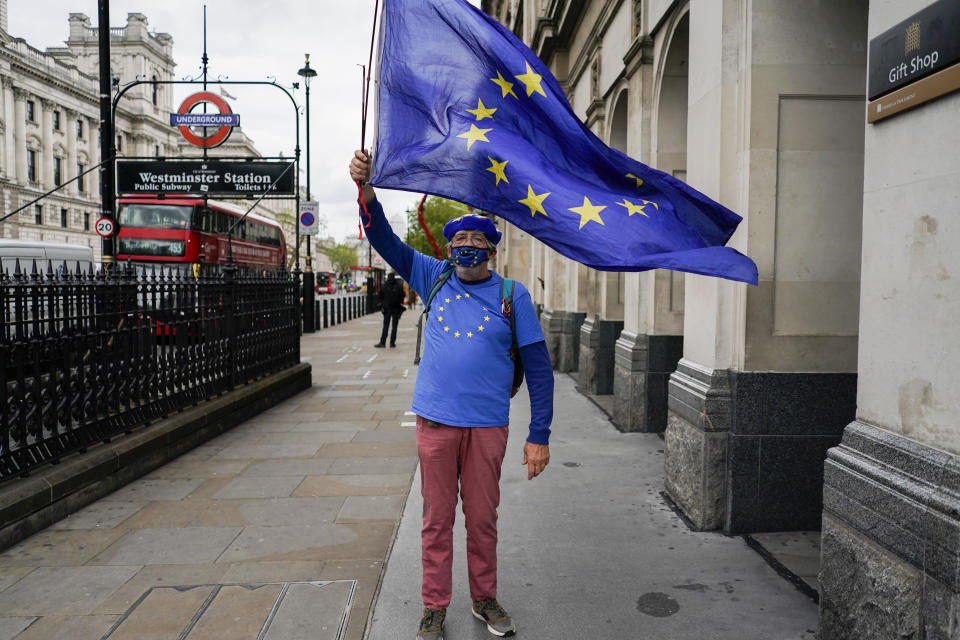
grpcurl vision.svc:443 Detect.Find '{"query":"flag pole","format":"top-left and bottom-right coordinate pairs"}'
top-left (361, 0), bottom-right (381, 151)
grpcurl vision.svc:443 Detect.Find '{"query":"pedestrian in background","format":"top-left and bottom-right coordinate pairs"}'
top-left (351, 149), bottom-right (554, 640)
top-left (376, 271), bottom-right (406, 348)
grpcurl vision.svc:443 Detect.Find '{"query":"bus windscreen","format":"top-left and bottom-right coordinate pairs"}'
top-left (117, 238), bottom-right (186, 257)
top-left (118, 204), bottom-right (194, 230)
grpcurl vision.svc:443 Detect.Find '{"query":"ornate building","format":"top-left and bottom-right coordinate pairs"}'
top-left (483, 1), bottom-right (960, 638)
top-left (0, 9), bottom-right (296, 266)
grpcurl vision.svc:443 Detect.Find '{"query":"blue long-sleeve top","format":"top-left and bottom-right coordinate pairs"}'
top-left (361, 197), bottom-right (553, 445)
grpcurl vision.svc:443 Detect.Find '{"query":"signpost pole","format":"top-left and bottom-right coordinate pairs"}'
top-left (97, 0), bottom-right (116, 271)
top-left (298, 55), bottom-right (317, 333)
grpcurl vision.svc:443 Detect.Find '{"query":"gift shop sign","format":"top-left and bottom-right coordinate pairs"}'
top-left (867, 0), bottom-right (960, 104)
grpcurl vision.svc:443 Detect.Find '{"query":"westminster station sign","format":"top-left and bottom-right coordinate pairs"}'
top-left (116, 160), bottom-right (295, 196)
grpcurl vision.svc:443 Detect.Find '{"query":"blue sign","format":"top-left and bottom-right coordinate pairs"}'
top-left (170, 113), bottom-right (240, 127)
top-left (300, 212), bottom-right (315, 226)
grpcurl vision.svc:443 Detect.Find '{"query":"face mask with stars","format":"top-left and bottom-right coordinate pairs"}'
top-left (450, 246), bottom-right (488, 267)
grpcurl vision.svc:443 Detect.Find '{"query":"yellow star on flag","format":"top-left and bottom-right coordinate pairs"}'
top-left (467, 99), bottom-right (497, 121)
top-left (484, 315), bottom-right (490, 322)
top-left (519, 185), bottom-right (549, 218)
top-left (467, 332), bottom-right (474, 338)
top-left (486, 158), bottom-right (509, 185)
top-left (626, 173), bottom-right (644, 187)
top-left (515, 62), bottom-right (547, 98)
top-left (491, 71), bottom-right (518, 99)
top-left (569, 196), bottom-right (606, 229)
top-left (617, 199), bottom-right (649, 217)
top-left (641, 199), bottom-right (659, 210)
top-left (437, 316), bottom-right (443, 321)
top-left (439, 306), bottom-right (444, 311)
top-left (444, 326), bottom-right (450, 332)
top-left (445, 298), bottom-right (450, 303)
top-left (465, 293), bottom-right (470, 297)
top-left (478, 325), bottom-right (485, 331)
top-left (456, 294), bottom-right (462, 299)
top-left (458, 124), bottom-right (492, 150)
top-left (454, 331), bottom-right (461, 338)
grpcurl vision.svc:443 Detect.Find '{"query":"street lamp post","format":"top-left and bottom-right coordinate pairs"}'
top-left (298, 54), bottom-right (318, 333)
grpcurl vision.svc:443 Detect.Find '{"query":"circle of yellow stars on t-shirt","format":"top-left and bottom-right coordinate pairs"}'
top-left (453, 60), bottom-right (660, 231)
top-left (436, 292), bottom-right (492, 339)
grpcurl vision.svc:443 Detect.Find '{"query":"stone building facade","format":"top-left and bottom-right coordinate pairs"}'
top-left (0, 9), bottom-right (297, 267)
top-left (482, 1), bottom-right (959, 638)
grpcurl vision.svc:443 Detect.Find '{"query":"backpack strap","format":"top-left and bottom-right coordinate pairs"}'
top-left (414, 263), bottom-right (455, 365)
top-left (500, 277), bottom-right (524, 397)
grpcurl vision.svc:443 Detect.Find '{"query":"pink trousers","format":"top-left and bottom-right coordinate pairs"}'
top-left (416, 416), bottom-right (509, 610)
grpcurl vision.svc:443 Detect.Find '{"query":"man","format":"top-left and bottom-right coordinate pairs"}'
top-left (376, 271), bottom-right (406, 348)
top-left (350, 150), bottom-right (553, 639)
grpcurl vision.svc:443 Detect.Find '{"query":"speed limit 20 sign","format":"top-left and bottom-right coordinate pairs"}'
top-left (95, 217), bottom-right (115, 238)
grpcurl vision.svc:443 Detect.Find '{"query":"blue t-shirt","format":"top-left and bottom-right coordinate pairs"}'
top-left (410, 253), bottom-right (544, 428)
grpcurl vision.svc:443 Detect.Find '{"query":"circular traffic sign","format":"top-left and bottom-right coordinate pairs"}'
top-left (176, 92), bottom-right (234, 148)
top-left (300, 212), bottom-right (315, 227)
top-left (95, 217), bottom-right (115, 237)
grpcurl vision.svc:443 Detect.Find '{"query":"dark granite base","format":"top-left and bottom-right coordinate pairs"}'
top-left (819, 421), bottom-right (960, 640)
top-left (612, 332), bottom-right (683, 432)
top-left (727, 371), bottom-right (856, 533)
top-left (666, 365), bottom-right (856, 533)
top-left (577, 317), bottom-right (623, 395)
top-left (541, 309), bottom-right (586, 373)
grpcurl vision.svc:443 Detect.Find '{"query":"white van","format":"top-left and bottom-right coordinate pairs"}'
top-left (0, 239), bottom-right (94, 277)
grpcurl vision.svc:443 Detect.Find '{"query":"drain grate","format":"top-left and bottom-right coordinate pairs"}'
top-left (100, 580), bottom-right (356, 640)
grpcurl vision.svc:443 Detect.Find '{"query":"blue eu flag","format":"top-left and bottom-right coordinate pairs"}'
top-left (371, 0), bottom-right (758, 285)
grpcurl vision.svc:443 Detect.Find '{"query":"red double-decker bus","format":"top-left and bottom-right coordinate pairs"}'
top-left (315, 271), bottom-right (337, 295)
top-left (115, 196), bottom-right (286, 271)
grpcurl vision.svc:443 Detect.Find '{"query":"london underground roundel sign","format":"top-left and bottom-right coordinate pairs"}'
top-left (172, 92), bottom-right (239, 148)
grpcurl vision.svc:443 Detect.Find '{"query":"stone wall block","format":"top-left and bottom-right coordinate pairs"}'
top-left (818, 513), bottom-right (922, 640)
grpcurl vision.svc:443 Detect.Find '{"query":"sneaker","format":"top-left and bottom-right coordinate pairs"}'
top-left (374, 343), bottom-right (385, 348)
top-left (471, 597), bottom-right (516, 637)
top-left (417, 607), bottom-right (446, 639)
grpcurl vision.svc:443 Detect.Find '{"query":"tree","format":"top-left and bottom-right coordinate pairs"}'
top-left (405, 196), bottom-right (472, 258)
top-left (320, 243), bottom-right (358, 278)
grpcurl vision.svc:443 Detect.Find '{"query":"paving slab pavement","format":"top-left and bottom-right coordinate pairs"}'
top-left (0, 309), bottom-right (424, 640)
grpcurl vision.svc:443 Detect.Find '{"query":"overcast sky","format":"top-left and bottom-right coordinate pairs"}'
top-left (9, 1), bottom-right (478, 242)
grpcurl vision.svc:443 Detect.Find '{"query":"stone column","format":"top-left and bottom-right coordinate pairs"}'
top-left (40, 99), bottom-right (54, 189)
top-left (664, 0), bottom-right (864, 534)
top-left (817, 2), bottom-right (960, 638)
top-left (13, 87), bottom-right (27, 183)
top-left (577, 315), bottom-right (624, 395)
top-left (65, 108), bottom-right (78, 195)
top-left (0, 77), bottom-right (11, 178)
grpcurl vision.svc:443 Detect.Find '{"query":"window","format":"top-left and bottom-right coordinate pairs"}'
top-left (116, 135), bottom-right (122, 152)
top-left (155, 145), bottom-right (160, 157)
top-left (60, 208), bottom-right (68, 228)
top-left (53, 157), bottom-right (62, 186)
top-left (84, 212), bottom-right (90, 231)
top-left (27, 150), bottom-right (37, 182)
top-left (152, 76), bottom-right (159, 105)
top-left (76, 119), bottom-right (84, 138)
top-left (26, 100), bottom-right (35, 122)
top-left (117, 204), bottom-right (193, 229)
top-left (34, 204), bottom-right (42, 225)
top-left (77, 163), bottom-right (85, 192)
top-left (53, 110), bottom-right (61, 130)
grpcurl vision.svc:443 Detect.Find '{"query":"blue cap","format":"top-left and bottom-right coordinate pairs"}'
top-left (442, 214), bottom-right (501, 246)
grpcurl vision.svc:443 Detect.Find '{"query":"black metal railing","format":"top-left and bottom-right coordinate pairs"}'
top-left (0, 261), bottom-right (300, 480)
